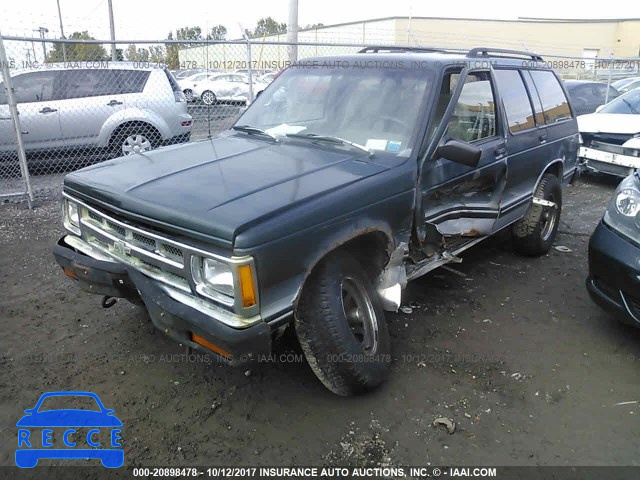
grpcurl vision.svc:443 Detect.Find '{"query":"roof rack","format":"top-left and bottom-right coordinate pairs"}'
top-left (467, 47), bottom-right (544, 62)
top-left (358, 45), bottom-right (452, 54)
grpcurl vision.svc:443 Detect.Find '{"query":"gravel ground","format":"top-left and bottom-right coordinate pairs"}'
top-left (2, 174), bottom-right (640, 471)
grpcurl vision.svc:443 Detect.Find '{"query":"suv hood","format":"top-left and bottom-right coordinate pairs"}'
top-left (64, 136), bottom-right (391, 245)
top-left (577, 113), bottom-right (640, 134)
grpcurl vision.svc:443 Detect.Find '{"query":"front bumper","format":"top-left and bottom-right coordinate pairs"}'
top-left (586, 220), bottom-right (640, 327)
top-left (52, 236), bottom-right (271, 365)
top-left (579, 145), bottom-right (640, 177)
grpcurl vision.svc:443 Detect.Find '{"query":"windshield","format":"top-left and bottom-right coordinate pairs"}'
top-left (236, 63), bottom-right (433, 156)
top-left (599, 88), bottom-right (640, 114)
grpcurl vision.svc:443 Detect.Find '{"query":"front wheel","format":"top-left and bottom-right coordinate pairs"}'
top-left (183, 89), bottom-right (194, 102)
top-left (295, 251), bottom-right (391, 396)
top-left (512, 173), bottom-right (562, 256)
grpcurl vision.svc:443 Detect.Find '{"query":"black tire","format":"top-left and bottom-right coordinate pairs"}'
top-left (201, 90), bottom-right (216, 106)
top-left (184, 89), bottom-right (194, 102)
top-left (295, 251), bottom-right (391, 396)
top-left (512, 173), bottom-right (562, 256)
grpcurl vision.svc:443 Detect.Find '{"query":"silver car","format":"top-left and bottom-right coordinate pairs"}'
top-left (0, 62), bottom-right (192, 157)
top-left (192, 73), bottom-right (268, 105)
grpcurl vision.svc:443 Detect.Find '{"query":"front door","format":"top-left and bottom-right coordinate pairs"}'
top-left (420, 70), bottom-right (507, 239)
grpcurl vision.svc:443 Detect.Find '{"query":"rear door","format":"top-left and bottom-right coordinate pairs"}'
top-left (57, 69), bottom-right (126, 148)
top-left (421, 70), bottom-right (507, 237)
top-left (492, 68), bottom-right (548, 228)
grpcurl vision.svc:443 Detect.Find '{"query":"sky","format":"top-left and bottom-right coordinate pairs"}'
top-left (2, 0), bottom-right (640, 41)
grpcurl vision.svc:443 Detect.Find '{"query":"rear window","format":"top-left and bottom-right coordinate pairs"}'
top-left (494, 69), bottom-right (535, 133)
top-left (529, 70), bottom-right (572, 124)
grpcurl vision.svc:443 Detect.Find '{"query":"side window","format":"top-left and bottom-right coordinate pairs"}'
top-left (60, 69), bottom-right (120, 99)
top-left (10, 72), bottom-right (57, 103)
top-left (529, 70), bottom-right (572, 123)
top-left (493, 69), bottom-right (536, 133)
top-left (446, 72), bottom-right (497, 143)
top-left (117, 70), bottom-right (150, 94)
top-left (521, 71), bottom-right (545, 125)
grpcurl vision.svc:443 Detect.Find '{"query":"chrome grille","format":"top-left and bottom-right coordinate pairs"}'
top-left (78, 203), bottom-right (190, 293)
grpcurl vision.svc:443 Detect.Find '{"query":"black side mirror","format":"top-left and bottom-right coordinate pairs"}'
top-left (435, 139), bottom-right (481, 167)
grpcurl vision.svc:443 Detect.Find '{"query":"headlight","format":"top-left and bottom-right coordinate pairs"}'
top-left (202, 258), bottom-right (234, 297)
top-left (191, 256), bottom-right (235, 304)
top-left (604, 174), bottom-right (640, 242)
top-left (615, 188), bottom-right (640, 216)
top-left (191, 255), bottom-right (258, 310)
top-left (63, 199), bottom-right (80, 234)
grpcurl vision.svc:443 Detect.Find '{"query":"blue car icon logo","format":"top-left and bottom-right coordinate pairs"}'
top-left (16, 391), bottom-right (123, 468)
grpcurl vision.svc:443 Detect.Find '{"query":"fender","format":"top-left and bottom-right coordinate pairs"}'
top-left (291, 219), bottom-right (398, 309)
top-left (97, 107), bottom-right (171, 147)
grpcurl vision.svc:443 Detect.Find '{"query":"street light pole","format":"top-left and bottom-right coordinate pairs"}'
top-left (56, 0), bottom-right (67, 62)
top-left (107, 0), bottom-right (117, 61)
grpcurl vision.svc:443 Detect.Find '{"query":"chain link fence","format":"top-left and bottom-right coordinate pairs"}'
top-left (1, 34), bottom-right (639, 204)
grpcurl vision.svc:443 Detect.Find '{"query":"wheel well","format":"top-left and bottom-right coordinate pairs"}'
top-left (335, 231), bottom-right (391, 279)
top-left (110, 121), bottom-right (161, 147)
top-left (545, 161), bottom-right (563, 180)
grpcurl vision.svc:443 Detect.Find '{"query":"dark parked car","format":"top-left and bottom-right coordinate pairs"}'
top-left (587, 172), bottom-right (640, 325)
top-left (53, 47), bottom-right (579, 395)
top-left (564, 80), bottom-right (619, 116)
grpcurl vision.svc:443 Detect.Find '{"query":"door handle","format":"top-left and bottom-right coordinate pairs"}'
top-left (539, 132), bottom-right (548, 142)
top-left (495, 146), bottom-right (507, 157)
top-left (106, 100), bottom-right (123, 106)
top-left (39, 107), bottom-right (57, 114)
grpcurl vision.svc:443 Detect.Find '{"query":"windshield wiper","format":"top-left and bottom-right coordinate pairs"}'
top-left (232, 125), bottom-right (277, 141)
top-left (286, 133), bottom-right (373, 156)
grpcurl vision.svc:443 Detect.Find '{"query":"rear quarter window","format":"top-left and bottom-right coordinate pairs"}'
top-left (117, 70), bottom-right (150, 93)
top-left (529, 70), bottom-right (572, 124)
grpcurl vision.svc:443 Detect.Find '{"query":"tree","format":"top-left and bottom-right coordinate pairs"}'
top-left (206, 25), bottom-right (227, 41)
top-left (47, 31), bottom-right (108, 62)
top-left (247, 17), bottom-right (287, 38)
top-left (165, 26), bottom-right (204, 69)
top-left (303, 23), bottom-right (324, 30)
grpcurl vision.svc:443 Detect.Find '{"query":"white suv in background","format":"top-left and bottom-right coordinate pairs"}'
top-left (0, 62), bottom-right (192, 157)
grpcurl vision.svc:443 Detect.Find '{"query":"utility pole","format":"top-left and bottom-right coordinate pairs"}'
top-left (107, 0), bottom-right (117, 61)
top-left (34, 27), bottom-right (48, 62)
top-left (56, 0), bottom-right (67, 62)
top-left (287, 0), bottom-right (298, 64)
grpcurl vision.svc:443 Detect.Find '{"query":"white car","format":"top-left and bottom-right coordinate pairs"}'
top-left (192, 73), bottom-right (268, 105)
top-left (0, 63), bottom-right (192, 157)
top-left (177, 72), bottom-right (221, 102)
top-left (578, 88), bottom-right (640, 177)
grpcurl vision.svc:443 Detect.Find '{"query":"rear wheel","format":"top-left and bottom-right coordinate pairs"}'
top-left (183, 89), bottom-right (194, 102)
top-left (201, 90), bottom-right (217, 106)
top-left (512, 173), bottom-right (562, 256)
top-left (295, 251), bottom-right (391, 396)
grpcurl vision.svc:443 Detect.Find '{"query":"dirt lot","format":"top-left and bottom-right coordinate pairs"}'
top-left (2, 175), bottom-right (640, 471)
